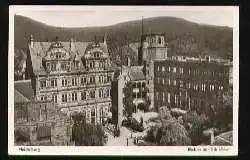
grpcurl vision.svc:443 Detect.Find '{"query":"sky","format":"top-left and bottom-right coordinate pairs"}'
top-left (13, 6), bottom-right (237, 28)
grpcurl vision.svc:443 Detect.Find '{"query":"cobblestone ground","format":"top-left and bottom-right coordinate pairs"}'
top-left (105, 127), bottom-right (136, 146)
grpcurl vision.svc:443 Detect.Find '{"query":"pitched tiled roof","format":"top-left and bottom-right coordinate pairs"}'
top-left (28, 41), bottom-right (109, 74)
top-left (213, 131), bottom-right (233, 146)
top-left (14, 80), bottom-right (34, 101)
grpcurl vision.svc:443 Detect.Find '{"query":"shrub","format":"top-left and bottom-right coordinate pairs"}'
top-left (131, 118), bottom-right (144, 132)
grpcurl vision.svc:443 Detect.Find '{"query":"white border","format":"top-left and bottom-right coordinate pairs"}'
top-left (8, 5), bottom-right (239, 156)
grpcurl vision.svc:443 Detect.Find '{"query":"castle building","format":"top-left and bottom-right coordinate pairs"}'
top-left (138, 33), bottom-right (168, 111)
top-left (25, 35), bottom-right (115, 125)
top-left (14, 80), bottom-right (72, 146)
top-left (111, 58), bottom-right (146, 127)
top-left (154, 56), bottom-right (233, 113)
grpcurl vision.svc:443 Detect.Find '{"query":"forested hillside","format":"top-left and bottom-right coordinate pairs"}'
top-left (14, 15), bottom-right (233, 71)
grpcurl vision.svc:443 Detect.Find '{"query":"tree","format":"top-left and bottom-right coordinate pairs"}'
top-left (182, 111), bottom-right (210, 145)
top-left (159, 119), bottom-right (191, 146)
top-left (72, 113), bottom-right (107, 146)
top-left (214, 88), bottom-right (233, 131)
top-left (145, 113), bottom-right (191, 146)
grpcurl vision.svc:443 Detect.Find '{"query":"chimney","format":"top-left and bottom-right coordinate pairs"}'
top-left (127, 57), bottom-right (131, 66)
top-left (30, 34), bottom-right (34, 48)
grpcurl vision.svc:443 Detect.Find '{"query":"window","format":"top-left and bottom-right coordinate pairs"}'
top-left (75, 61), bottom-right (80, 69)
top-left (72, 78), bottom-right (77, 86)
top-left (142, 82), bottom-right (145, 87)
top-left (168, 93), bottom-right (171, 103)
top-left (62, 94), bottom-right (68, 102)
top-left (62, 79), bottom-right (68, 86)
top-left (72, 93), bottom-right (77, 101)
top-left (99, 76), bottom-right (103, 83)
top-left (219, 86), bottom-right (224, 91)
top-left (162, 66), bottom-right (165, 72)
top-left (81, 92), bottom-right (86, 100)
top-left (173, 80), bottom-right (176, 86)
top-left (157, 66), bottom-right (160, 72)
top-left (174, 95), bottom-right (177, 105)
top-left (107, 75), bottom-right (112, 82)
top-left (162, 79), bottom-right (165, 85)
top-left (99, 89), bottom-right (104, 98)
top-left (61, 63), bottom-right (66, 70)
top-left (168, 67), bottom-right (171, 72)
top-left (90, 90), bottom-right (95, 99)
top-left (41, 95), bottom-right (44, 101)
top-left (81, 78), bottom-right (84, 84)
top-left (211, 85), bottom-right (214, 91)
top-left (158, 37), bottom-right (161, 44)
top-left (133, 93), bottom-right (136, 98)
top-left (133, 83), bottom-right (136, 88)
top-left (162, 92), bottom-right (165, 102)
top-left (157, 78), bottom-right (160, 84)
top-left (201, 84), bottom-right (206, 91)
top-left (173, 67), bottom-right (177, 73)
top-left (180, 67), bottom-right (184, 74)
top-left (108, 89), bottom-right (111, 97)
top-left (51, 79), bottom-right (57, 87)
top-left (40, 80), bottom-right (46, 88)
top-left (90, 61), bottom-right (95, 68)
top-left (168, 79), bottom-right (171, 85)
top-left (51, 63), bottom-right (56, 71)
top-left (52, 95), bottom-right (57, 103)
top-left (90, 77), bottom-right (95, 84)
top-left (180, 80), bottom-right (183, 88)
top-left (80, 77), bottom-right (87, 84)
top-left (194, 84), bottom-right (198, 90)
top-left (46, 63), bottom-right (50, 70)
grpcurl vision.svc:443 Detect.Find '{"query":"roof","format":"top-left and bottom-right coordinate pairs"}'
top-left (14, 80), bottom-right (34, 101)
top-left (28, 41), bottom-right (109, 74)
top-left (213, 131), bottom-right (233, 146)
top-left (14, 90), bottom-right (30, 103)
top-left (155, 56), bottom-right (232, 66)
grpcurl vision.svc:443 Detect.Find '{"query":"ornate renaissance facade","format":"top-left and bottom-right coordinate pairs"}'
top-left (25, 35), bottom-right (115, 125)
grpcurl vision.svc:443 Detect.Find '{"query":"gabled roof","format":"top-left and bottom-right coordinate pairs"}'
top-left (28, 41), bottom-right (109, 74)
top-left (14, 80), bottom-right (34, 101)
